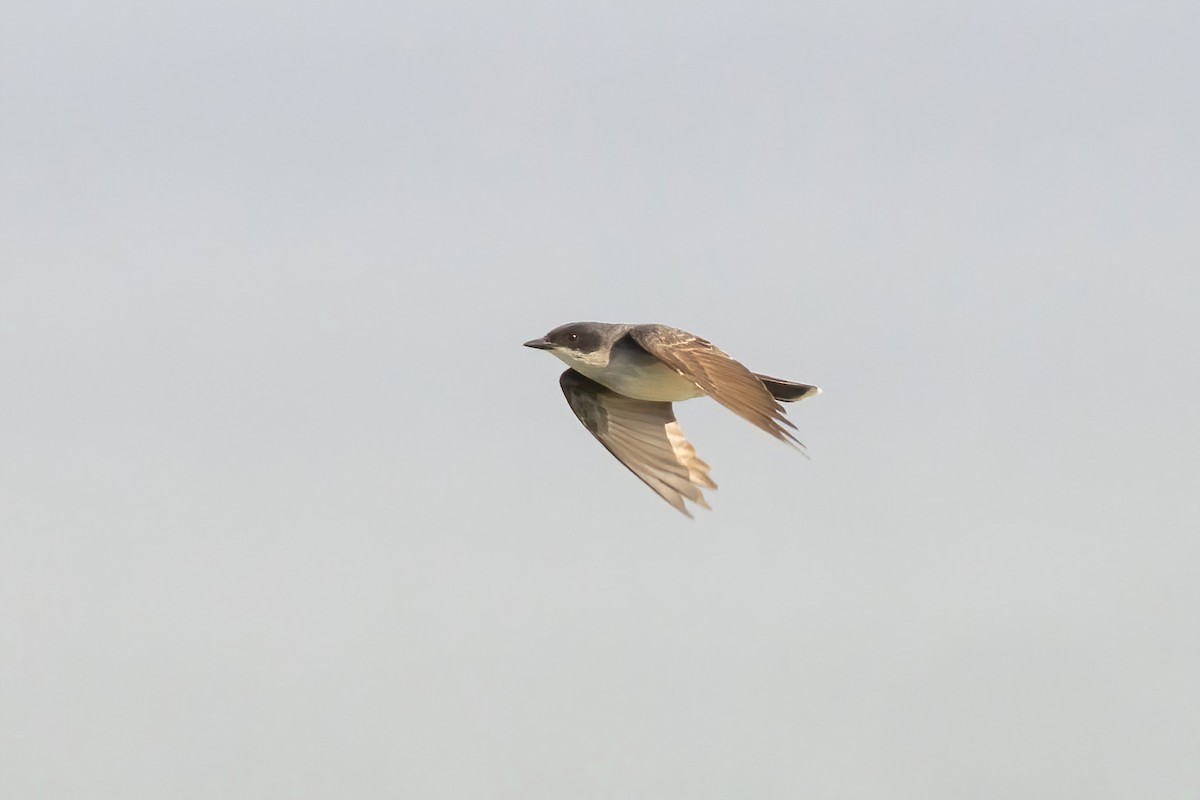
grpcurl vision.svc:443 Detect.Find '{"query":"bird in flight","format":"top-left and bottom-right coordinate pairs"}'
top-left (524, 322), bottom-right (820, 516)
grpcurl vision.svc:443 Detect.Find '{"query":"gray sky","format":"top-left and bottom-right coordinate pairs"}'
top-left (2, 1), bottom-right (1198, 797)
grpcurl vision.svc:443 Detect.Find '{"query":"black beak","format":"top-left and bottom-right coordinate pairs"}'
top-left (523, 338), bottom-right (553, 350)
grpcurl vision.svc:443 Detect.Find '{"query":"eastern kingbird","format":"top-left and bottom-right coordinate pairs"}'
top-left (524, 322), bottom-right (820, 516)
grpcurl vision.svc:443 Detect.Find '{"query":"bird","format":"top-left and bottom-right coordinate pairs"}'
top-left (523, 321), bottom-right (820, 516)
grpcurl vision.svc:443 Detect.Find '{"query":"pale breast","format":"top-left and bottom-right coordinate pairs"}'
top-left (573, 355), bottom-right (704, 402)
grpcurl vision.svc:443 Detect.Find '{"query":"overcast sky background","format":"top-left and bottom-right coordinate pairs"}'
top-left (2, 1), bottom-right (1198, 797)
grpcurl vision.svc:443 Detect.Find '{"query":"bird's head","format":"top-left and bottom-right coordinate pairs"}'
top-left (523, 322), bottom-right (613, 368)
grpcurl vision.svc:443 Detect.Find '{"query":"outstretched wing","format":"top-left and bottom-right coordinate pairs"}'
top-left (629, 325), bottom-right (804, 447)
top-left (559, 369), bottom-right (716, 517)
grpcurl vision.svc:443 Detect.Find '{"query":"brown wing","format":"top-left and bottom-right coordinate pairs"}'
top-left (559, 369), bottom-right (716, 517)
top-left (629, 325), bottom-right (804, 447)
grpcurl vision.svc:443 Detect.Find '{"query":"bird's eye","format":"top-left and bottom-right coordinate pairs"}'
top-left (567, 333), bottom-right (579, 343)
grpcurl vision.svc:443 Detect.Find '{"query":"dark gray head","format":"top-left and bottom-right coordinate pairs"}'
top-left (523, 322), bottom-right (614, 356)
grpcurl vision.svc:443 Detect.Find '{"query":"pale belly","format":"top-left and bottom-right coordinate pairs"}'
top-left (569, 356), bottom-right (705, 402)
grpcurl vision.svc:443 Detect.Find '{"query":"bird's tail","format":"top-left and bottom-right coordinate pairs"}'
top-left (754, 374), bottom-right (821, 403)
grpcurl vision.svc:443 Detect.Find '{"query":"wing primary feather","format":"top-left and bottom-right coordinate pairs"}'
top-left (629, 325), bottom-right (809, 449)
top-left (558, 369), bottom-right (715, 516)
